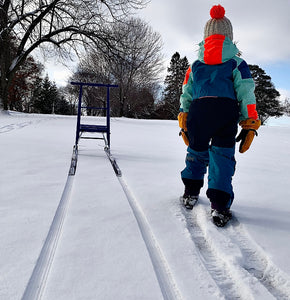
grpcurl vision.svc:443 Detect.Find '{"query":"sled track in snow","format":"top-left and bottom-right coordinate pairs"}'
top-left (21, 149), bottom-right (184, 300)
top-left (181, 203), bottom-right (290, 300)
top-left (118, 176), bottom-right (183, 300)
top-left (104, 150), bottom-right (183, 299)
top-left (21, 175), bottom-right (74, 300)
top-left (181, 207), bottom-right (250, 299)
top-left (20, 147), bottom-right (290, 300)
top-left (105, 154), bottom-right (290, 300)
top-left (228, 216), bottom-right (290, 299)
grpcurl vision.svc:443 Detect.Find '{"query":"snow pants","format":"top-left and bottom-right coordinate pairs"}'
top-left (181, 97), bottom-right (239, 211)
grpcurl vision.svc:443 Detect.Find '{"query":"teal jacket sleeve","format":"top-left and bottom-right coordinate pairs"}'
top-left (233, 57), bottom-right (258, 121)
top-left (180, 66), bottom-right (194, 113)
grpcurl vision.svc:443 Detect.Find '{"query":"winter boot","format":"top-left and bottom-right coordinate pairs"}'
top-left (211, 209), bottom-right (232, 227)
top-left (180, 194), bottom-right (198, 210)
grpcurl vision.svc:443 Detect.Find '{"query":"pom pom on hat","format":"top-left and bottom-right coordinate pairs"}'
top-left (210, 5), bottom-right (225, 19)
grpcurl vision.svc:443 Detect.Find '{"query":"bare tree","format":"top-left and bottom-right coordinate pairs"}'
top-left (0, 0), bottom-right (148, 110)
top-left (74, 17), bottom-right (164, 117)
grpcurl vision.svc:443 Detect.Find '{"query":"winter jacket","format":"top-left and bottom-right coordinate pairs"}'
top-left (180, 34), bottom-right (258, 121)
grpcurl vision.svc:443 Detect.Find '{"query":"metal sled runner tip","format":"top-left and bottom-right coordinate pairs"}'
top-left (104, 147), bottom-right (122, 177)
top-left (68, 145), bottom-right (78, 176)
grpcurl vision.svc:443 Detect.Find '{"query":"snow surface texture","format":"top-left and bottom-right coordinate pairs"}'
top-left (0, 111), bottom-right (290, 300)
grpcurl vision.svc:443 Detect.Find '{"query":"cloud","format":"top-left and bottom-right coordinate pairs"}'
top-left (138, 0), bottom-right (290, 99)
top-left (279, 89), bottom-right (290, 101)
top-left (38, 1), bottom-right (290, 90)
top-left (139, 0), bottom-right (290, 65)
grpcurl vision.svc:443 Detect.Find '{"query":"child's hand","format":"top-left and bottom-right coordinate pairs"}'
top-left (236, 119), bottom-right (261, 153)
top-left (178, 112), bottom-right (189, 145)
top-left (178, 112), bottom-right (188, 130)
top-left (179, 129), bottom-right (189, 146)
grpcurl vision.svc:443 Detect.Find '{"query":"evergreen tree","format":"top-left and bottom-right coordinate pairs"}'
top-left (33, 75), bottom-right (70, 115)
top-left (54, 95), bottom-right (71, 115)
top-left (249, 65), bottom-right (283, 124)
top-left (30, 78), bottom-right (43, 113)
top-left (161, 52), bottom-right (189, 119)
top-left (33, 75), bottom-right (54, 114)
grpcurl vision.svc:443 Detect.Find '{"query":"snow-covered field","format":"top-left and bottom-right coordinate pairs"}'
top-left (1, 111), bottom-right (290, 300)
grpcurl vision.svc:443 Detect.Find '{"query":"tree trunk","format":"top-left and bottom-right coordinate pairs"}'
top-left (1, 85), bottom-right (9, 110)
top-left (0, 63), bottom-right (16, 110)
top-left (0, 0), bottom-right (9, 110)
top-left (0, 56), bottom-right (11, 111)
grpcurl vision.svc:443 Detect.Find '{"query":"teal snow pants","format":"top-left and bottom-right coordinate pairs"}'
top-left (181, 97), bottom-right (239, 211)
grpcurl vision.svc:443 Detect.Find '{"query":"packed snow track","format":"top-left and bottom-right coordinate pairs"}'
top-left (21, 141), bottom-right (290, 300)
top-left (2, 113), bottom-right (290, 300)
top-left (179, 203), bottom-right (290, 299)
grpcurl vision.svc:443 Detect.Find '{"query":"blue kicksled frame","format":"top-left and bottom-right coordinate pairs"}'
top-left (69, 82), bottom-right (121, 176)
top-left (71, 81), bottom-right (118, 148)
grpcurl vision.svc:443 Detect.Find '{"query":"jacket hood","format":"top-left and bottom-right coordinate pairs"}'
top-left (198, 34), bottom-right (239, 65)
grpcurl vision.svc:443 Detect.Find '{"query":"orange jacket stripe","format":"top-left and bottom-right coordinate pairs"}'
top-left (203, 34), bottom-right (225, 65)
top-left (247, 104), bottom-right (258, 120)
top-left (183, 67), bottom-right (192, 85)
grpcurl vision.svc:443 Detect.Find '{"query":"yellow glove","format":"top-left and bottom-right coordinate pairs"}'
top-left (236, 119), bottom-right (261, 153)
top-left (178, 112), bottom-right (189, 146)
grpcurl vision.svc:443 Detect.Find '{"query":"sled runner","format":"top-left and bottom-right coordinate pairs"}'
top-left (69, 82), bottom-right (120, 176)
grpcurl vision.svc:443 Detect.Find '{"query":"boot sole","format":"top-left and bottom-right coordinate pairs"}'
top-left (180, 196), bottom-right (198, 210)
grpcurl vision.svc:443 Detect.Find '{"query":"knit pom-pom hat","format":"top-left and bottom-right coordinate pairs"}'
top-left (204, 4), bottom-right (233, 40)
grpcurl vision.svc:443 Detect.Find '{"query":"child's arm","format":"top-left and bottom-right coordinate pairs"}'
top-left (178, 66), bottom-right (194, 146)
top-left (233, 58), bottom-right (258, 121)
top-left (233, 58), bottom-right (261, 153)
top-left (180, 66), bottom-right (194, 113)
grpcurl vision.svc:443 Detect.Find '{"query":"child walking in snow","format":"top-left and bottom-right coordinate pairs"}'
top-left (178, 4), bottom-right (261, 227)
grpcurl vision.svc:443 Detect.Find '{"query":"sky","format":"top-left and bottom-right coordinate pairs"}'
top-left (46, 0), bottom-right (290, 100)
